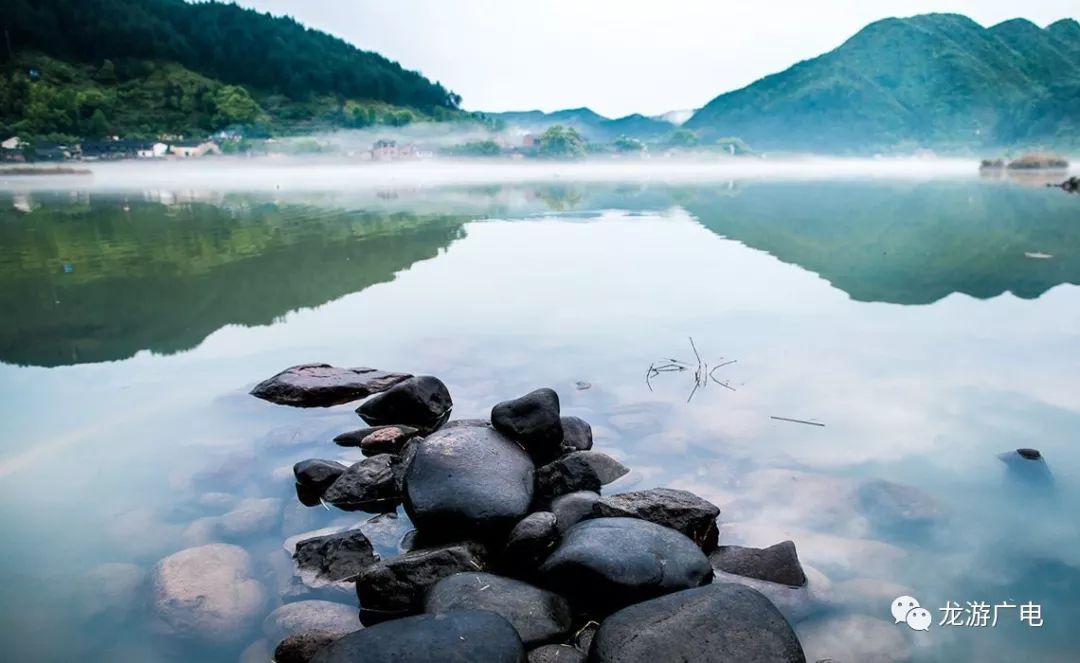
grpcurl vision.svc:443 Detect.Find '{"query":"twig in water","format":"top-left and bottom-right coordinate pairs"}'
top-left (645, 337), bottom-right (737, 401)
top-left (770, 416), bottom-right (825, 427)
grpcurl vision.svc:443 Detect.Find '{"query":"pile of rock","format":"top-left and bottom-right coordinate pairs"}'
top-left (258, 364), bottom-right (809, 662)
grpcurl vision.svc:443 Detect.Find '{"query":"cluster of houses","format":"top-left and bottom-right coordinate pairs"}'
top-left (0, 136), bottom-right (223, 162)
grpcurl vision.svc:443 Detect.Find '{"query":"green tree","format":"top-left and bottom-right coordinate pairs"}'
top-left (211, 85), bottom-right (261, 127)
top-left (538, 125), bottom-right (586, 159)
top-left (88, 108), bottom-right (109, 136)
top-left (668, 129), bottom-right (699, 148)
top-left (613, 135), bottom-right (644, 152)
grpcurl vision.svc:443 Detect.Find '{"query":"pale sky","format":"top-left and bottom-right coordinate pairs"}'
top-left (233, 0), bottom-right (1078, 118)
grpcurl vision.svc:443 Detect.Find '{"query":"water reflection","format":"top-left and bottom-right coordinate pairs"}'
top-left (0, 178), bottom-right (1077, 661)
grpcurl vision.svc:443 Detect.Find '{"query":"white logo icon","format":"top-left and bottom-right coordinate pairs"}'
top-left (892, 595), bottom-right (932, 631)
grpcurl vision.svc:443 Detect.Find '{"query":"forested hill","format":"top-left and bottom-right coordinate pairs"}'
top-left (1, 0), bottom-right (458, 109)
top-left (685, 14), bottom-right (1080, 152)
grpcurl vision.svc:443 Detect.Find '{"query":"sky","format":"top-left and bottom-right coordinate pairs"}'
top-left (233, 0), bottom-right (1078, 118)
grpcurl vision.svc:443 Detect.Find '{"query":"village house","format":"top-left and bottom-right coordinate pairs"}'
top-left (372, 139), bottom-right (398, 160)
top-left (137, 142), bottom-right (170, 159)
top-left (170, 140), bottom-right (221, 158)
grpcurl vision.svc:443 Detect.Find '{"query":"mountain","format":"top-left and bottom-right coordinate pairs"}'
top-left (685, 14), bottom-right (1080, 152)
top-left (0, 0), bottom-right (462, 139)
top-left (655, 109), bottom-right (695, 126)
top-left (483, 107), bottom-right (674, 141)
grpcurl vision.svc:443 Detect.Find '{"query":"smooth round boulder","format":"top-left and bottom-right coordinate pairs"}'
top-left (356, 375), bottom-right (452, 433)
top-left (310, 610), bottom-right (525, 663)
top-left (589, 583), bottom-right (806, 662)
top-left (538, 517), bottom-right (711, 615)
top-left (403, 425), bottom-right (535, 536)
top-left (491, 388), bottom-right (564, 462)
top-left (425, 572), bottom-right (573, 647)
top-left (550, 491), bottom-right (600, 534)
top-left (151, 543), bottom-right (266, 643)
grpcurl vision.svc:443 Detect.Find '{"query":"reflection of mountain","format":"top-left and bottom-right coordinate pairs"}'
top-left (0, 196), bottom-right (466, 367)
top-left (680, 181), bottom-right (1080, 305)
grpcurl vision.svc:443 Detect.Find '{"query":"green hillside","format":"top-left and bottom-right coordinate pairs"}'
top-left (685, 14), bottom-right (1080, 152)
top-left (0, 0), bottom-right (464, 140)
top-left (483, 107), bottom-right (675, 142)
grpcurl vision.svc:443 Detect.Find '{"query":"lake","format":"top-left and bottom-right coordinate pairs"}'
top-left (0, 163), bottom-right (1078, 662)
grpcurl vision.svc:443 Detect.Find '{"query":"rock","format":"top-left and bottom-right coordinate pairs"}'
top-left (426, 572), bottom-right (573, 647)
top-left (594, 488), bottom-right (720, 552)
top-left (492, 388), bottom-right (564, 462)
top-left (296, 483), bottom-right (325, 507)
top-left (333, 425), bottom-right (421, 451)
top-left (503, 512), bottom-right (560, 573)
top-left (294, 529), bottom-right (378, 583)
top-left (856, 479), bottom-right (944, 535)
top-left (796, 614), bottom-right (906, 663)
top-left (550, 491), bottom-right (600, 534)
top-left (322, 454), bottom-right (400, 513)
top-left (710, 540), bottom-right (806, 587)
top-left (442, 418), bottom-right (493, 429)
top-left (275, 630), bottom-right (340, 663)
top-left (354, 542), bottom-right (487, 623)
top-left (151, 543), bottom-right (266, 643)
top-left (215, 497), bottom-right (282, 538)
top-left (536, 452), bottom-right (629, 503)
top-left (559, 416), bottom-right (593, 454)
top-left (72, 562), bottom-right (145, 624)
top-left (240, 639), bottom-right (273, 663)
top-left (251, 363), bottom-right (411, 407)
top-left (589, 583), bottom-right (806, 663)
top-left (359, 426), bottom-right (421, 456)
top-left (529, 644), bottom-right (586, 663)
top-left (294, 460), bottom-right (348, 493)
top-left (311, 610), bottom-right (525, 663)
top-left (575, 622), bottom-right (597, 653)
top-left (998, 448), bottom-right (1055, 487)
top-left (538, 517), bottom-right (711, 615)
top-left (711, 566), bottom-right (831, 624)
top-left (356, 375), bottom-right (453, 433)
top-left (403, 425), bottom-right (535, 537)
top-left (263, 601), bottom-right (358, 643)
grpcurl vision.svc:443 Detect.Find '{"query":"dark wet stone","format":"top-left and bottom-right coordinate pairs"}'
top-left (709, 541), bottom-right (807, 587)
top-left (294, 530), bottom-right (378, 583)
top-left (529, 644), bottom-right (586, 663)
top-left (1017, 448), bottom-right (1042, 460)
top-left (550, 491), bottom-right (600, 534)
top-left (356, 375), bottom-right (453, 433)
top-left (536, 452), bottom-right (628, 503)
top-left (492, 388), bottom-right (564, 462)
top-left (295, 483), bottom-right (324, 507)
top-left (589, 583), bottom-right (806, 663)
top-left (251, 363), bottom-right (411, 407)
top-left (333, 425), bottom-right (419, 450)
top-left (426, 572), bottom-right (573, 647)
top-left (293, 460), bottom-right (348, 493)
top-left (503, 512), bottom-right (560, 573)
top-left (311, 610), bottom-right (525, 663)
top-left (322, 454), bottom-right (400, 513)
top-left (559, 416), bottom-right (593, 454)
top-left (354, 542), bottom-right (487, 624)
top-left (538, 517), bottom-right (711, 615)
top-left (403, 425), bottom-right (535, 537)
top-left (274, 630), bottom-right (340, 663)
top-left (594, 488), bottom-right (720, 552)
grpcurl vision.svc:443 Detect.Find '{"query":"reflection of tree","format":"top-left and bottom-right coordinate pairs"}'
top-left (534, 185), bottom-right (584, 211)
top-left (681, 181), bottom-right (1080, 305)
top-left (0, 197), bottom-right (466, 367)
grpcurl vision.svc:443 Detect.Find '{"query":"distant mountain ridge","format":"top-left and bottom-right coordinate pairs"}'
top-left (481, 107), bottom-right (675, 141)
top-left (685, 14), bottom-right (1080, 152)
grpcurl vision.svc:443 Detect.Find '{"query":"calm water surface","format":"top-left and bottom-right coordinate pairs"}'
top-left (0, 173), bottom-right (1078, 661)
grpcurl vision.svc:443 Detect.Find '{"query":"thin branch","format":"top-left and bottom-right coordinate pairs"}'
top-left (770, 416), bottom-right (825, 427)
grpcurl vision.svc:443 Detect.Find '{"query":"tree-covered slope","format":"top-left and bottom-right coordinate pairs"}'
top-left (1, 0), bottom-right (459, 109)
top-left (685, 13), bottom-right (1080, 152)
top-left (483, 107), bottom-right (674, 141)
